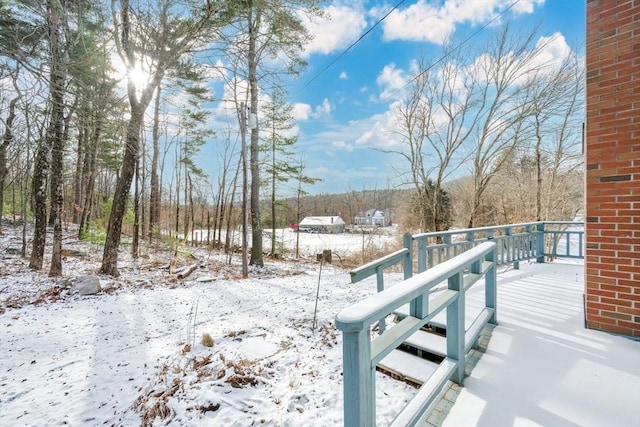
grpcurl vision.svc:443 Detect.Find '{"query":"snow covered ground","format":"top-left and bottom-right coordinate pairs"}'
top-left (188, 226), bottom-right (401, 261)
top-left (0, 224), bottom-right (413, 426)
top-left (1, 224), bottom-right (638, 427)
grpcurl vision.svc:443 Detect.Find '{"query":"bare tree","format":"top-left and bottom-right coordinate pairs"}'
top-left (100, 0), bottom-right (221, 276)
top-left (525, 51), bottom-right (584, 221)
top-left (389, 52), bottom-right (474, 232)
top-left (462, 25), bottom-right (563, 227)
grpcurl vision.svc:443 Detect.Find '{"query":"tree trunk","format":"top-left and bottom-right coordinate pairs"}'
top-left (78, 110), bottom-right (101, 239)
top-left (248, 6), bottom-right (263, 267)
top-left (149, 84), bottom-right (161, 240)
top-left (72, 122), bottom-right (85, 224)
top-left (0, 97), bottom-right (17, 231)
top-left (31, 0), bottom-right (66, 271)
top-left (99, 107), bottom-right (144, 276)
top-left (132, 155), bottom-right (140, 258)
top-left (48, 99), bottom-right (73, 228)
top-left (535, 118), bottom-right (543, 221)
top-left (49, 106), bottom-right (67, 276)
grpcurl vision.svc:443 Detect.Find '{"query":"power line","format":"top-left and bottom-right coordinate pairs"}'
top-left (380, 0), bottom-right (522, 102)
top-left (301, 0), bottom-right (407, 90)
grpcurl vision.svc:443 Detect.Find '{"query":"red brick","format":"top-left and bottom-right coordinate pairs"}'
top-left (618, 279), bottom-right (640, 288)
top-left (619, 265), bottom-right (640, 275)
top-left (586, 0), bottom-right (639, 338)
top-left (586, 314), bottom-right (619, 325)
top-left (602, 297), bottom-right (633, 307)
top-left (617, 306), bottom-right (640, 317)
top-left (585, 289), bottom-right (617, 300)
top-left (618, 292), bottom-right (640, 302)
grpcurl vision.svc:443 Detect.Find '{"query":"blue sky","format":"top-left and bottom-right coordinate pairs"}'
top-left (198, 0), bottom-right (586, 197)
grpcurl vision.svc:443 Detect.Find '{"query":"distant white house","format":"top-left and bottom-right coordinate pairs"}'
top-left (299, 216), bottom-right (346, 234)
top-left (354, 209), bottom-right (390, 227)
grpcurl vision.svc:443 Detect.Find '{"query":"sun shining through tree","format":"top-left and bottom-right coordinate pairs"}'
top-left (99, 0), bottom-right (226, 276)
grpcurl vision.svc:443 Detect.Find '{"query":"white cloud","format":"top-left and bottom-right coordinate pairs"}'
top-left (339, 71), bottom-right (348, 79)
top-left (353, 105), bottom-right (404, 150)
top-left (464, 32), bottom-right (574, 87)
top-left (313, 98), bottom-right (333, 118)
top-left (512, 0), bottom-right (546, 15)
top-left (529, 32), bottom-right (573, 72)
top-left (301, 4), bottom-right (367, 57)
top-left (377, 0), bottom-right (545, 45)
top-left (293, 103), bottom-right (312, 121)
top-left (332, 140), bottom-right (354, 152)
top-left (376, 63), bottom-right (407, 100)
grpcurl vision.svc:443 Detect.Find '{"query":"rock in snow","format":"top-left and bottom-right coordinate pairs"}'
top-left (66, 275), bottom-right (102, 295)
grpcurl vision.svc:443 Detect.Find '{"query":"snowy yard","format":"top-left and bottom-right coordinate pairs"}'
top-left (0, 225), bottom-right (412, 426)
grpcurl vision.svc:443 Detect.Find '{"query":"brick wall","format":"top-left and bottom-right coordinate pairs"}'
top-left (585, 0), bottom-right (640, 337)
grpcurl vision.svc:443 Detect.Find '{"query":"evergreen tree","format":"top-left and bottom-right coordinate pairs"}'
top-left (412, 179), bottom-right (453, 232)
top-left (260, 91), bottom-right (301, 255)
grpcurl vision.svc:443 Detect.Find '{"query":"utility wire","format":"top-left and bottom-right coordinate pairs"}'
top-left (301, 0), bottom-right (407, 90)
top-left (380, 0), bottom-right (522, 102)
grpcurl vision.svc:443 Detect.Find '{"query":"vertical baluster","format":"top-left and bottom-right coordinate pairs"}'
top-left (537, 222), bottom-right (545, 263)
top-left (579, 230), bottom-right (584, 258)
top-left (375, 266), bottom-right (386, 333)
top-left (486, 243), bottom-right (498, 324)
top-left (505, 227), bottom-right (511, 265)
top-left (444, 234), bottom-right (452, 261)
top-left (418, 237), bottom-right (427, 273)
top-left (403, 233), bottom-right (413, 279)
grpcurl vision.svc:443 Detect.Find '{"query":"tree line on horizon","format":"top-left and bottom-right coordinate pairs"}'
top-left (0, 1), bottom-right (583, 277)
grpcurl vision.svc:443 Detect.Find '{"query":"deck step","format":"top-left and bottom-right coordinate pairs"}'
top-left (377, 349), bottom-right (440, 387)
top-left (403, 329), bottom-right (447, 357)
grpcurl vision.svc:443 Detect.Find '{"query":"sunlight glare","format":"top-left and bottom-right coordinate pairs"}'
top-left (110, 51), bottom-right (152, 93)
top-left (127, 65), bottom-right (151, 89)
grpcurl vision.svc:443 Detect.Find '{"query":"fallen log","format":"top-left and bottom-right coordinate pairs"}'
top-left (176, 263), bottom-right (199, 280)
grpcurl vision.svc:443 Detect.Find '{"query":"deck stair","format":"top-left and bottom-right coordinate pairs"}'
top-left (377, 307), bottom-right (488, 387)
top-left (377, 348), bottom-right (440, 387)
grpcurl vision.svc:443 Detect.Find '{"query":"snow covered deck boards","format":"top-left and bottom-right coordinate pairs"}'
top-left (377, 349), bottom-right (440, 387)
top-left (434, 261), bottom-right (640, 427)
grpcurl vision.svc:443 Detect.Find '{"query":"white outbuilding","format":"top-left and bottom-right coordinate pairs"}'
top-left (298, 216), bottom-right (346, 234)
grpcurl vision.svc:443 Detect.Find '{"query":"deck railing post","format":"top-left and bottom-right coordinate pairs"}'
top-left (524, 225), bottom-right (533, 260)
top-left (485, 229), bottom-right (494, 242)
top-left (375, 267), bottom-right (387, 333)
top-left (403, 232), bottom-right (413, 279)
top-left (340, 328), bottom-right (375, 426)
top-left (578, 231), bottom-right (584, 259)
top-left (536, 222), bottom-right (545, 263)
top-left (485, 245), bottom-right (498, 325)
top-left (418, 238), bottom-right (427, 272)
top-left (447, 271), bottom-right (465, 385)
top-left (466, 232), bottom-right (474, 253)
top-left (444, 234), bottom-right (452, 261)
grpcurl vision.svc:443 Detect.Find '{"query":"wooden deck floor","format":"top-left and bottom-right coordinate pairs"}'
top-left (432, 261), bottom-right (640, 427)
